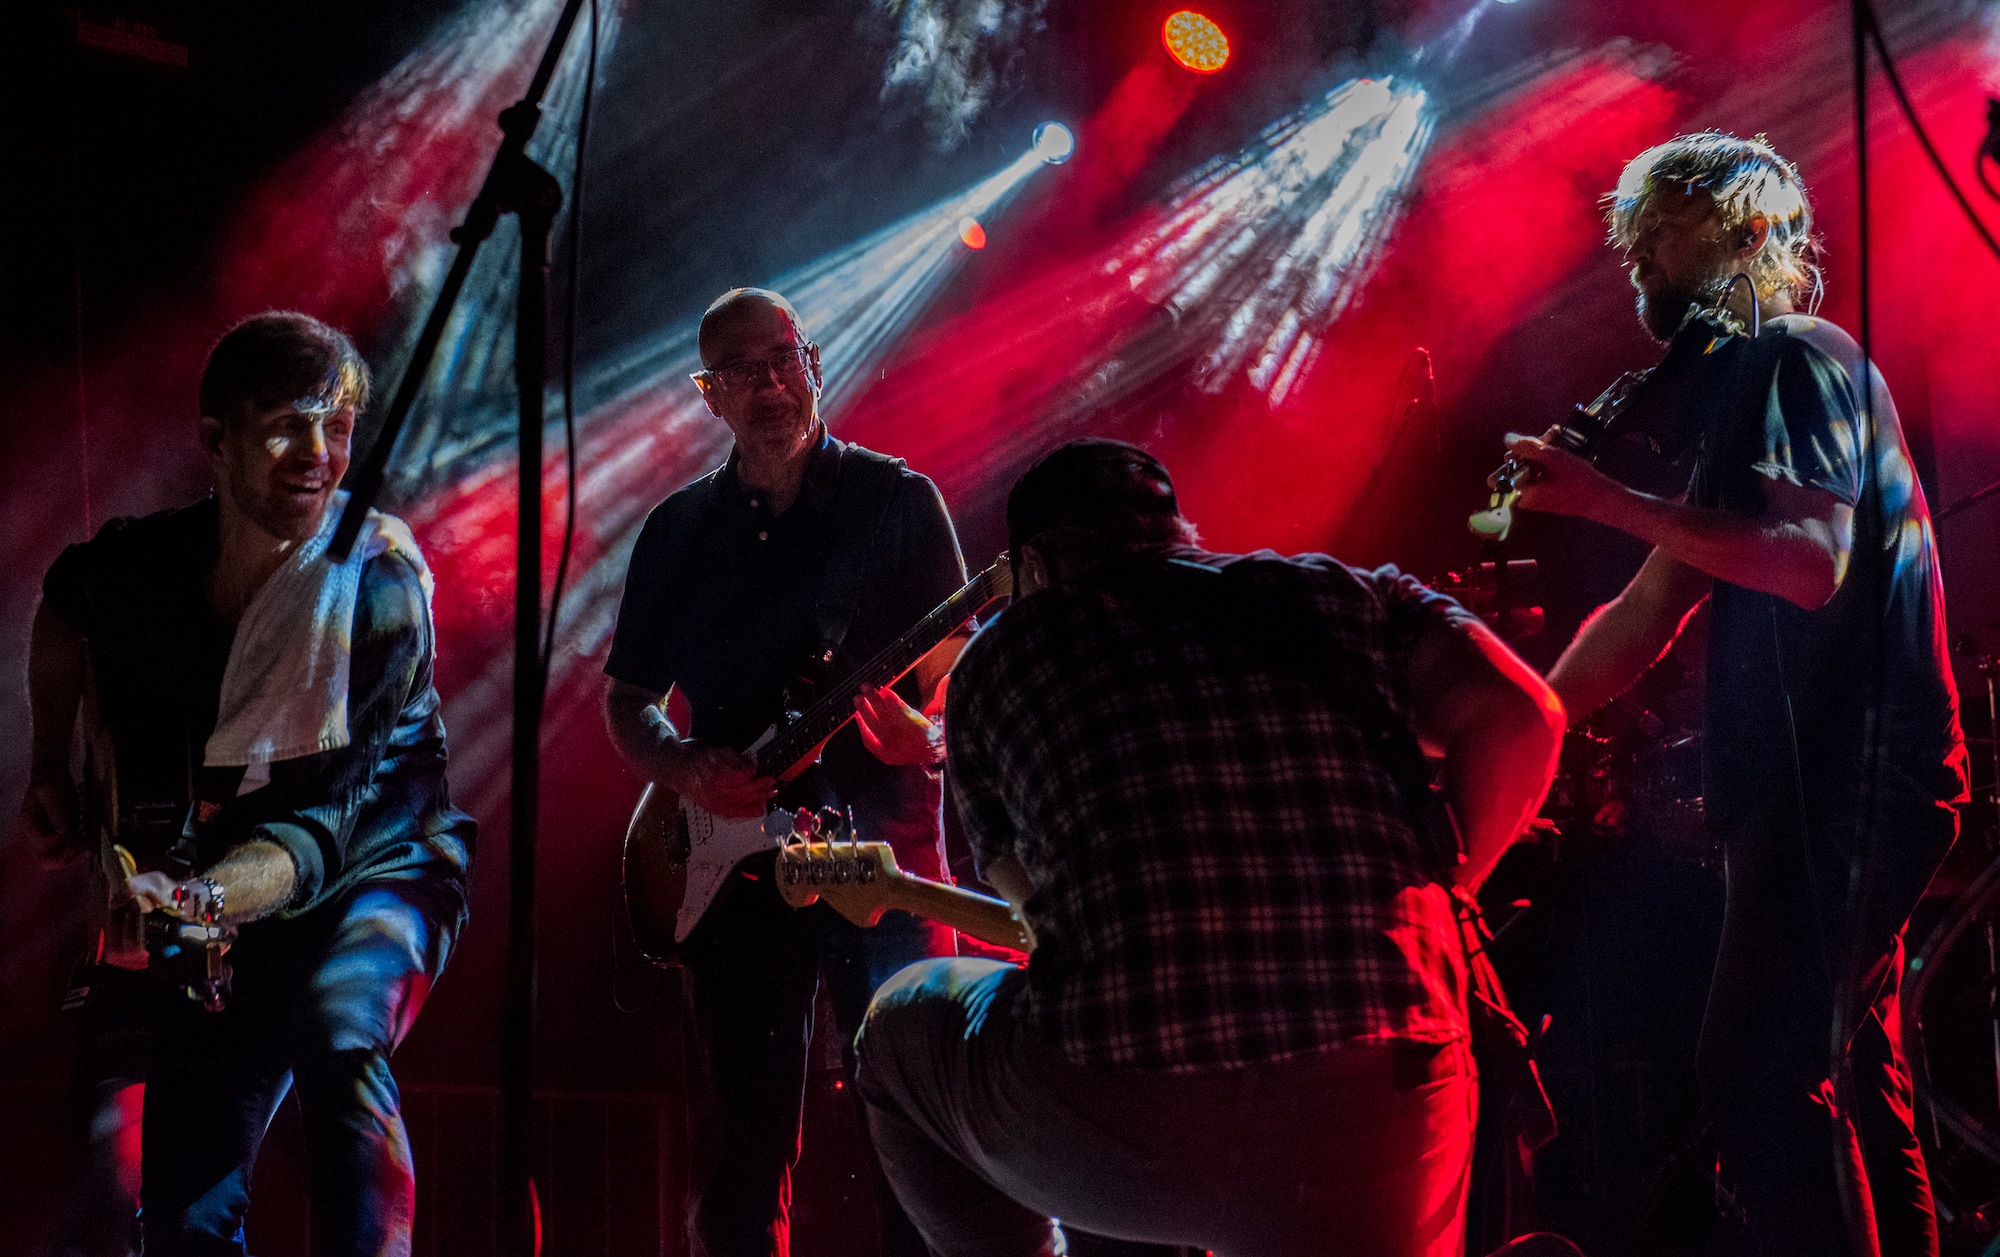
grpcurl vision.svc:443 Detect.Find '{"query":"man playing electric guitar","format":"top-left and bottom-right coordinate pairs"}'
top-left (602, 287), bottom-right (968, 1257)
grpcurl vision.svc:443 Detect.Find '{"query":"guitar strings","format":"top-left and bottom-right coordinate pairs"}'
top-left (758, 566), bottom-right (1000, 773)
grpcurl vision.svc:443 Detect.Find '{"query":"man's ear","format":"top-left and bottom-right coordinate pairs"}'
top-left (1016, 544), bottom-right (1050, 594)
top-left (692, 376), bottom-right (724, 419)
top-left (1736, 214), bottom-right (1771, 258)
top-left (198, 413), bottom-right (227, 464)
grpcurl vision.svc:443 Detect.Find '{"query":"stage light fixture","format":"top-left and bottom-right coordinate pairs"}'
top-left (1033, 121), bottom-right (1076, 164)
top-left (1162, 10), bottom-right (1230, 74)
top-left (957, 217), bottom-right (988, 249)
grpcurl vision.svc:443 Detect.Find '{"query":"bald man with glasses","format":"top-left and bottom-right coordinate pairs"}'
top-left (602, 288), bottom-right (970, 1257)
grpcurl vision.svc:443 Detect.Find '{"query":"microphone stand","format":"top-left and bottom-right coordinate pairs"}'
top-left (328, 2), bottom-right (587, 1253)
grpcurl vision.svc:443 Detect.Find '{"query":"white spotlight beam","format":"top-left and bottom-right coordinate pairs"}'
top-left (791, 147), bottom-right (1045, 412)
top-left (1114, 78), bottom-right (1433, 407)
top-left (418, 139), bottom-right (1062, 797)
top-left (579, 144), bottom-right (1046, 420)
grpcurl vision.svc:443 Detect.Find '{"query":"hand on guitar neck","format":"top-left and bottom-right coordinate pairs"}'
top-left (852, 683), bottom-right (946, 767)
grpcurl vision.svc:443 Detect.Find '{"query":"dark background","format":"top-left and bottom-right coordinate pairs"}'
top-left (3, 0), bottom-right (1997, 1252)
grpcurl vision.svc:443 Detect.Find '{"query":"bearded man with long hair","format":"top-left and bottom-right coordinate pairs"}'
top-left (1504, 132), bottom-right (1967, 1257)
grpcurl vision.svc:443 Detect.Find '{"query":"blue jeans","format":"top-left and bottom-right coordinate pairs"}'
top-left (680, 851), bottom-right (950, 1257)
top-left (138, 874), bottom-right (464, 1257)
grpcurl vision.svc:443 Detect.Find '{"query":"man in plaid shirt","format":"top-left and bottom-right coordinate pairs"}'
top-left (854, 439), bottom-right (1563, 1257)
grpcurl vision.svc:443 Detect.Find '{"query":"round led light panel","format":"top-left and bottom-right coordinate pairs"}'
top-left (1162, 10), bottom-right (1230, 74)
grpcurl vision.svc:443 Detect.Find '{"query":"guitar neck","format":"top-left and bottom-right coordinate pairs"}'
top-left (757, 565), bottom-right (1003, 777)
top-left (776, 840), bottom-right (1033, 953)
top-left (877, 876), bottom-right (1032, 954)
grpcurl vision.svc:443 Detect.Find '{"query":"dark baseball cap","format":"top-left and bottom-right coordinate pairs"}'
top-left (1006, 438), bottom-right (1180, 556)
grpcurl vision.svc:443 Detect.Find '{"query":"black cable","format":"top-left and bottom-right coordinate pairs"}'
top-left (1721, 272), bottom-right (1760, 338)
top-left (1982, 98), bottom-right (2000, 204)
top-left (539, 0), bottom-right (597, 690)
top-left (1813, 9), bottom-right (1879, 1252)
top-left (1826, 5), bottom-right (1895, 1251)
top-left (1858, 1), bottom-right (2000, 262)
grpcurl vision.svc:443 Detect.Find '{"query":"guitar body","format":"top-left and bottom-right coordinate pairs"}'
top-left (621, 783), bottom-right (797, 966)
top-left (618, 556), bottom-right (1016, 966)
top-left (620, 784), bottom-right (687, 964)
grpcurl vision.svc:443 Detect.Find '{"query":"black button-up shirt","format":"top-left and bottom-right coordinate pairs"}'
top-left (605, 429), bottom-right (967, 876)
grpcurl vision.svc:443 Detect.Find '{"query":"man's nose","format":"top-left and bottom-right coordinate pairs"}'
top-left (303, 421), bottom-right (330, 460)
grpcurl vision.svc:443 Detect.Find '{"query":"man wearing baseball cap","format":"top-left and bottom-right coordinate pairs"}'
top-left (852, 438), bottom-right (1565, 1256)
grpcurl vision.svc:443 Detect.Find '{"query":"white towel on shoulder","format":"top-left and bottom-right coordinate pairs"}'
top-left (204, 490), bottom-right (434, 773)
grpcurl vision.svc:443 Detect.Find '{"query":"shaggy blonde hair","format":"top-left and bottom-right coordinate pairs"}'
top-left (1607, 131), bottom-right (1821, 307)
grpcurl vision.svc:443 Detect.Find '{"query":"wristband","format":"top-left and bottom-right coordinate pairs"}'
top-left (195, 877), bottom-right (225, 926)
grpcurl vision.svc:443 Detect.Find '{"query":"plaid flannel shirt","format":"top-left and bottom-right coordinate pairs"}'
top-left (946, 546), bottom-right (1473, 1071)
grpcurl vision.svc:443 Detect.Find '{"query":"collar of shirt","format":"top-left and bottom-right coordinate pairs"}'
top-left (714, 423), bottom-right (844, 518)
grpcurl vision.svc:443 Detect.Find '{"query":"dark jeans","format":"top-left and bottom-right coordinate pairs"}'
top-left (680, 852), bottom-right (951, 1257)
top-left (854, 958), bottom-right (1477, 1257)
top-left (139, 875), bottom-right (464, 1257)
top-left (1697, 799), bottom-right (1956, 1257)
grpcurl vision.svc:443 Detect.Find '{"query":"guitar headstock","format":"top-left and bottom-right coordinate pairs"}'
top-left (774, 836), bottom-right (903, 928)
top-left (771, 808), bottom-right (1032, 953)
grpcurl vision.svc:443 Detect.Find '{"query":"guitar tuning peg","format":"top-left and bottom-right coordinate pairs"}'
top-left (792, 810), bottom-right (817, 838)
top-left (816, 806), bottom-right (843, 837)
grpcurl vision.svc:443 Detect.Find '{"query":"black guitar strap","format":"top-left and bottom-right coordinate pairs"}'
top-left (813, 445), bottom-right (907, 665)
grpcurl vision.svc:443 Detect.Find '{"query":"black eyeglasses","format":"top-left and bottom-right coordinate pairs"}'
top-left (691, 343), bottom-right (817, 392)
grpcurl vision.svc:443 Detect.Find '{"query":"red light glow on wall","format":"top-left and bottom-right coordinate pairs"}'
top-left (1162, 10), bottom-right (1230, 75)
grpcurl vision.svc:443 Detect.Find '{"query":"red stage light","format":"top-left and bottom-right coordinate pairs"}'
top-left (1162, 10), bottom-right (1230, 74)
top-left (957, 216), bottom-right (988, 249)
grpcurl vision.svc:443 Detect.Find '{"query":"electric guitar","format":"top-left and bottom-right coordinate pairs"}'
top-left (67, 659), bottom-right (235, 1013)
top-left (774, 817), bottom-right (1032, 954)
top-left (621, 556), bottom-right (1014, 965)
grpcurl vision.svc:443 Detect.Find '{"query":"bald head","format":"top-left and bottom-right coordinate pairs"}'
top-left (698, 288), bottom-right (809, 368)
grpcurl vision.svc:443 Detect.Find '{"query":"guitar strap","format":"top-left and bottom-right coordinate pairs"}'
top-left (173, 763), bottom-right (250, 876)
top-left (812, 445), bottom-right (907, 664)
